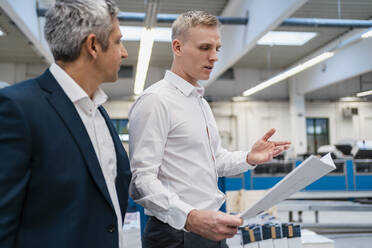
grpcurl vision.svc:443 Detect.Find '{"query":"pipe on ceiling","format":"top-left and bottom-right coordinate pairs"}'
top-left (281, 18), bottom-right (372, 28)
top-left (36, 9), bottom-right (248, 25)
top-left (37, 8), bottom-right (372, 28)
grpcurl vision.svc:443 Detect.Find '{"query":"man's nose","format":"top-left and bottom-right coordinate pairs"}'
top-left (121, 43), bottom-right (128, 59)
top-left (210, 49), bottom-right (218, 62)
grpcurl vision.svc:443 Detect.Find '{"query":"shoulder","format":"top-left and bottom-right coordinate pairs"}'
top-left (0, 81), bottom-right (37, 130)
top-left (143, 79), bottom-right (175, 96)
top-left (0, 77), bottom-right (40, 103)
top-left (0, 75), bottom-right (48, 122)
top-left (131, 80), bottom-right (170, 107)
top-left (128, 80), bottom-right (173, 118)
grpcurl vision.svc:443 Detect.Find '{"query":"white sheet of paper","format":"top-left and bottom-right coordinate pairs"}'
top-left (240, 153), bottom-right (336, 219)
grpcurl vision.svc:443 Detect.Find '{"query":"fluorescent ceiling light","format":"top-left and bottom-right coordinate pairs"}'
top-left (356, 89), bottom-right (372, 97)
top-left (120, 26), bottom-right (171, 42)
top-left (361, 30), bottom-right (372, 39)
top-left (257, 31), bottom-right (317, 46)
top-left (134, 28), bottom-right (155, 95)
top-left (0, 28), bottom-right (5, 36)
top-left (301, 52), bottom-right (334, 69)
top-left (339, 97), bottom-right (361, 102)
top-left (242, 52), bottom-right (334, 96)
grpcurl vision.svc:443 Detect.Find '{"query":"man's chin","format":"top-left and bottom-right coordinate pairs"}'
top-left (103, 75), bottom-right (118, 83)
top-left (200, 74), bottom-right (210, 81)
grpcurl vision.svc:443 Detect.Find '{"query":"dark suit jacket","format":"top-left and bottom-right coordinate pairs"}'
top-left (0, 69), bottom-right (132, 248)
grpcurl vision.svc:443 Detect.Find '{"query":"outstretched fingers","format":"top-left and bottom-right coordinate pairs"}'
top-left (261, 128), bottom-right (276, 141)
top-left (272, 147), bottom-right (284, 157)
top-left (273, 141), bottom-right (291, 146)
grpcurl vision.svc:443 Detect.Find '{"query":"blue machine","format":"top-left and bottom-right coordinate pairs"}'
top-left (128, 158), bottom-right (372, 234)
top-left (225, 159), bottom-right (372, 192)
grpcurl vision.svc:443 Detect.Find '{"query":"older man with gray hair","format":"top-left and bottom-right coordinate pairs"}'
top-left (0, 0), bottom-right (131, 247)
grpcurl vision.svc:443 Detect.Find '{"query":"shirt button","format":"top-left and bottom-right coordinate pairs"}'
top-left (107, 224), bottom-right (115, 233)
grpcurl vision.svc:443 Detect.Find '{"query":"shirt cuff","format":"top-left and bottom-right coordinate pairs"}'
top-left (244, 151), bottom-right (258, 168)
top-left (166, 198), bottom-right (195, 230)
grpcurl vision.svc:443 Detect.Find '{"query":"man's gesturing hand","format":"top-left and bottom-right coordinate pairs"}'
top-left (184, 209), bottom-right (243, 241)
top-left (247, 128), bottom-right (291, 165)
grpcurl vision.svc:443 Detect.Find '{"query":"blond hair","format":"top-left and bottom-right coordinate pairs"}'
top-left (171, 10), bottom-right (220, 40)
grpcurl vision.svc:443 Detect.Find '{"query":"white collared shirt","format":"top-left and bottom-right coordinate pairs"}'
top-left (49, 63), bottom-right (124, 248)
top-left (128, 70), bottom-right (255, 230)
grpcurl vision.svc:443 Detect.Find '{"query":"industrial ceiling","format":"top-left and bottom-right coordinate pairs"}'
top-left (0, 0), bottom-right (372, 101)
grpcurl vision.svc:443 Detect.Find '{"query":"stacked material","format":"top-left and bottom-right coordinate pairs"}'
top-left (227, 223), bottom-right (334, 248)
top-left (241, 223), bottom-right (301, 248)
top-left (227, 221), bottom-right (302, 248)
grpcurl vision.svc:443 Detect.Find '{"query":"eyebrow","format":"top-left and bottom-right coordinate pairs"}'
top-left (199, 42), bottom-right (220, 46)
top-left (198, 43), bottom-right (222, 50)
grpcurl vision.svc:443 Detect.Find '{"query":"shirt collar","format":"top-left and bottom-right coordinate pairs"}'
top-left (49, 63), bottom-right (108, 106)
top-left (164, 70), bottom-right (205, 97)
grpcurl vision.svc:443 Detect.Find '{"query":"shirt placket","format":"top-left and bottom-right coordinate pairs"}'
top-left (89, 102), bottom-right (123, 248)
top-left (90, 104), bottom-right (103, 165)
top-left (196, 94), bottom-right (219, 184)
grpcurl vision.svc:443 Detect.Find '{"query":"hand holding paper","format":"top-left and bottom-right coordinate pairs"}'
top-left (241, 153), bottom-right (336, 219)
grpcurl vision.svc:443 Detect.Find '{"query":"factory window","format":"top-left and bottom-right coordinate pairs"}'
top-left (217, 68), bottom-right (234, 80)
top-left (306, 118), bottom-right (329, 154)
top-left (118, 66), bottom-right (133, 78)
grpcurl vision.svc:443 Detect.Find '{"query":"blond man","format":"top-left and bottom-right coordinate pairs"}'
top-left (129, 11), bottom-right (290, 248)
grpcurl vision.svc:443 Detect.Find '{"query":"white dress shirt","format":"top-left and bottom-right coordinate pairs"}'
top-left (128, 70), bottom-right (256, 230)
top-left (50, 63), bottom-right (124, 248)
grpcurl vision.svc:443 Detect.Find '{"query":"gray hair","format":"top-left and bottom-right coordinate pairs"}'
top-left (171, 10), bottom-right (220, 41)
top-left (44, 0), bottom-right (119, 62)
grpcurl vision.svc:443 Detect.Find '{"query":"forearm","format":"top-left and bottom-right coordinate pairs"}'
top-left (216, 149), bottom-right (256, 177)
top-left (130, 173), bottom-right (194, 230)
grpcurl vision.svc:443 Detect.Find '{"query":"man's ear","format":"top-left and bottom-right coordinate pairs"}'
top-left (83, 34), bottom-right (99, 59)
top-left (172, 39), bottom-right (182, 57)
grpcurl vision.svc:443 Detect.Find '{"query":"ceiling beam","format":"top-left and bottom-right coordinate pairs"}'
top-left (204, 0), bottom-right (308, 87)
top-left (0, 0), bottom-right (53, 64)
top-left (294, 29), bottom-right (372, 95)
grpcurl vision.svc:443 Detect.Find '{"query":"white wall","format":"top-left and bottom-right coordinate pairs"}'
top-left (210, 101), bottom-right (291, 151)
top-left (213, 101), bottom-right (372, 153)
top-left (306, 101), bottom-right (372, 143)
top-left (103, 99), bottom-right (372, 154)
top-left (0, 62), bottom-right (47, 84)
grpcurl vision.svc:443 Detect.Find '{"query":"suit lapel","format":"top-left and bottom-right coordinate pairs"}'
top-left (36, 70), bottom-right (115, 211)
top-left (99, 106), bottom-right (131, 223)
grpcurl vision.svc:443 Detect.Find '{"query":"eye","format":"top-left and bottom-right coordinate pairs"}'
top-left (199, 45), bottom-right (210, 51)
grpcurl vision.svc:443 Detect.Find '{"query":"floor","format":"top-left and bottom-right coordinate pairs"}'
top-left (325, 233), bottom-right (372, 248)
top-left (277, 207), bottom-right (372, 248)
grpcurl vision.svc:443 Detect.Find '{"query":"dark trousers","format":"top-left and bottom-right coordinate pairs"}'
top-left (142, 216), bottom-right (228, 248)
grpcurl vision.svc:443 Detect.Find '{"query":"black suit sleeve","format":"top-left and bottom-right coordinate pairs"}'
top-left (0, 92), bottom-right (32, 247)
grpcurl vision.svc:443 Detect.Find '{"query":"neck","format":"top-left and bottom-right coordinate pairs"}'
top-left (170, 62), bottom-right (198, 87)
top-left (56, 60), bottom-right (100, 99)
